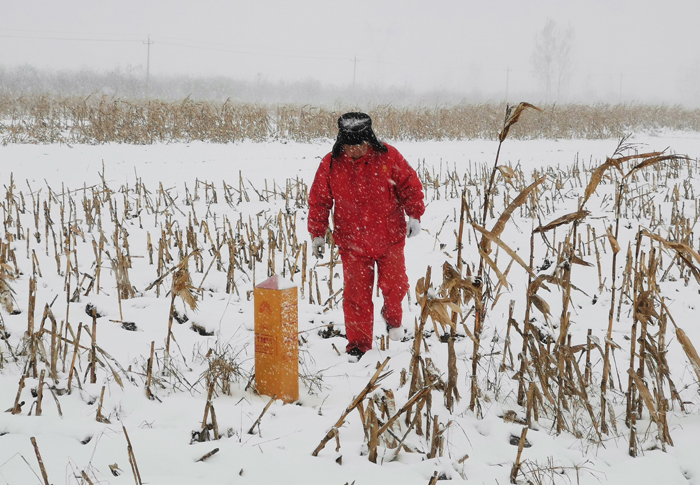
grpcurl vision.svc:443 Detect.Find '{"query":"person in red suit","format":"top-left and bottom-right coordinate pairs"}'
top-left (308, 112), bottom-right (426, 362)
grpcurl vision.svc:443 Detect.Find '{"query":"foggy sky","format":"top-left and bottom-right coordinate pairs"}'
top-left (2, 0), bottom-right (700, 105)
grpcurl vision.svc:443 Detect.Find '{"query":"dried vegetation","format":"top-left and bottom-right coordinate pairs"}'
top-left (1, 101), bottom-right (700, 483)
top-left (3, 94), bottom-right (700, 144)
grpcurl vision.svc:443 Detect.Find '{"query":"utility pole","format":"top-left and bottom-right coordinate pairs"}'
top-left (144, 35), bottom-right (154, 99)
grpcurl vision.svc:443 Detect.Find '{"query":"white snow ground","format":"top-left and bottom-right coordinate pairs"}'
top-left (1, 131), bottom-right (700, 484)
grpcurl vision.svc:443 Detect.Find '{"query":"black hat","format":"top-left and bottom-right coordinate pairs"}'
top-left (331, 112), bottom-right (387, 159)
top-left (337, 112), bottom-right (374, 145)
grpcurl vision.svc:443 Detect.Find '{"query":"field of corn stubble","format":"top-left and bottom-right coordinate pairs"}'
top-left (1, 101), bottom-right (700, 484)
top-left (3, 94), bottom-right (700, 144)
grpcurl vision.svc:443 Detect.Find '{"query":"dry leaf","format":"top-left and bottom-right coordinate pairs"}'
top-left (571, 254), bottom-right (593, 267)
top-left (441, 262), bottom-right (481, 306)
top-left (530, 294), bottom-right (551, 321)
top-left (627, 368), bottom-right (659, 423)
top-left (581, 157), bottom-right (624, 207)
top-left (675, 327), bottom-right (700, 384)
top-left (634, 290), bottom-right (658, 324)
top-left (614, 151), bottom-right (664, 164)
top-left (625, 154), bottom-right (690, 179)
top-left (173, 254), bottom-right (199, 311)
top-left (497, 165), bottom-right (517, 186)
top-left (533, 209), bottom-right (589, 234)
top-left (605, 226), bottom-right (620, 254)
top-left (479, 249), bottom-right (509, 289)
top-left (415, 277), bottom-right (426, 303)
top-left (472, 223), bottom-right (535, 278)
top-left (642, 230), bottom-right (700, 271)
top-left (498, 102), bottom-right (541, 142)
top-left (482, 175), bottom-right (546, 255)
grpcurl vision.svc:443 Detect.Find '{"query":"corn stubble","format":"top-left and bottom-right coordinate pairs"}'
top-left (1, 99), bottom-right (700, 482)
top-left (3, 94), bottom-right (700, 144)
top-left (311, 103), bottom-right (700, 478)
top-left (409, 105), bottom-right (700, 481)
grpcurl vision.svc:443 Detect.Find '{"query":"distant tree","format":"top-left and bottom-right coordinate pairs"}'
top-left (531, 19), bottom-right (574, 103)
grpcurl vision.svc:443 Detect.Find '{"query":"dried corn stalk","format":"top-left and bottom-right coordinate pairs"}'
top-left (471, 224), bottom-right (535, 278)
top-left (480, 175), bottom-right (546, 255)
top-left (441, 262), bottom-right (481, 308)
top-left (498, 103), bottom-right (541, 142)
top-left (675, 327), bottom-right (700, 385)
top-left (0, 262), bottom-right (17, 314)
top-left (580, 156), bottom-right (624, 207)
top-left (533, 209), bottom-right (589, 234)
top-left (172, 256), bottom-right (198, 312)
top-left (624, 154), bottom-right (689, 180)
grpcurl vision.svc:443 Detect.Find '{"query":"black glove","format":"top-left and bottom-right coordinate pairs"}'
top-left (312, 237), bottom-right (325, 258)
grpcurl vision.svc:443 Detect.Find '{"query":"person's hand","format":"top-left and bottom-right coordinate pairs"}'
top-left (312, 237), bottom-right (326, 258)
top-left (406, 217), bottom-right (421, 238)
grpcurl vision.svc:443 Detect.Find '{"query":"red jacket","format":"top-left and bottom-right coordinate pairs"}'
top-left (308, 144), bottom-right (425, 257)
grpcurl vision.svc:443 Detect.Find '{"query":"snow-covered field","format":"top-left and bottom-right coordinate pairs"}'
top-left (2, 132), bottom-right (700, 484)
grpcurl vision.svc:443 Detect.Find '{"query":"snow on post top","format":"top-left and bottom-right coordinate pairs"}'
top-left (256, 274), bottom-right (296, 290)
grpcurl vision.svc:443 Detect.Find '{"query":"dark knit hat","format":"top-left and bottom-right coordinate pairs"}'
top-left (331, 112), bottom-right (387, 159)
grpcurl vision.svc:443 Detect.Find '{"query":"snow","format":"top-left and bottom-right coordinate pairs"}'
top-left (339, 115), bottom-right (371, 132)
top-left (256, 275), bottom-right (296, 291)
top-left (1, 132), bottom-right (700, 484)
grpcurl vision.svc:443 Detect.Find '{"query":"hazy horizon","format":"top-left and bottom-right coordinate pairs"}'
top-left (2, 1), bottom-right (700, 106)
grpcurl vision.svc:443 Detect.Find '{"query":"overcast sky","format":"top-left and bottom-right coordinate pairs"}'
top-left (2, 0), bottom-right (700, 104)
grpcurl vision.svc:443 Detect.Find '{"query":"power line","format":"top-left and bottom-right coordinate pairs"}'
top-left (0, 34), bottom-right (141, 43)
top-left (0, 29), bottom-right (686, 83)
top-left (0, 30), bottom-right (516, 74)
top-left (0, 27), bottom-right (139, 37)
top-left (156, 40), bottom-right (345, 62)
top-left (157, 34), bottom-right (341, 59)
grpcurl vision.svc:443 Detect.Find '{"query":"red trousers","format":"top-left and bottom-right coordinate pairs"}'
top-left (340, 241), bottom-right (409, 353)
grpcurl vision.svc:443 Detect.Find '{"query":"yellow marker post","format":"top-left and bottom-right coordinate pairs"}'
top-left (254, 275), bottom-right (299, 403)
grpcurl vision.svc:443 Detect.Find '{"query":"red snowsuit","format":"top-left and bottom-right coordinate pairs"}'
top-left (308, 144), bottom-right (425, 353)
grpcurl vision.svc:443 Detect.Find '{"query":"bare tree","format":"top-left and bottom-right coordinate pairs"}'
top-left (532, 19), bottom-right (574, 103)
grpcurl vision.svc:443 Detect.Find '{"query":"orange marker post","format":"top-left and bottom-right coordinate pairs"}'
top-left (254, 275), bottom-right (299, 403)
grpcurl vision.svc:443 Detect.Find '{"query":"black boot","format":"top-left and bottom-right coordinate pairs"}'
top-left (347, 347), bottom-right (365, 363)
